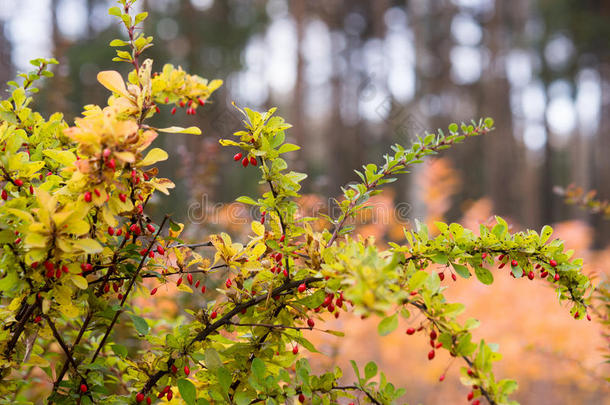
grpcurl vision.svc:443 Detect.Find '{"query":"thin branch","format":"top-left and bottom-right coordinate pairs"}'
top-left (44, 315), bottom-right (85, 381)
top-left (88, 215), bottom-right (169, 365)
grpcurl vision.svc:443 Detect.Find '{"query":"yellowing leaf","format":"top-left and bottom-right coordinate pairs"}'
top-left (73, 238), bottom-right (103, 254)
top-left (157, 126), bottom-right (201, 135)
top-left (138, 148), bottom-right (168, 166)
top-left (97, 70), bottom-right (130, 98)
top-left (71, 275), bottom-right (88, 290)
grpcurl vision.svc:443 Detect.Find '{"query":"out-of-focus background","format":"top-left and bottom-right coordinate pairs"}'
top-left (1, 0), bottom-right (609, 403)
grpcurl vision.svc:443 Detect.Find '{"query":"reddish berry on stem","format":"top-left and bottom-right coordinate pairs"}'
top-left (307, 318), bottom-right (315, 328)
top-left (242, 157), bottom-right (249, 167)
top-left (554, 273), bottom-right (560, 281)
top-left (146, 224), bottom-right (156, 233)
top-left (84, 191), bottom-right (92, 202)
top-left (210, 311), bottom-right (217, 319)
top-left (1, 189), bottom-right (7, 200)
top-left (225, 278), bottom-right (232, 288)
top-left (527, 271), bottom-right (535, 280)
top-left (156, 245), bottom-right (165, 255)
top-left (150, 287), bottom-right (158, 296)
top-left (467, 391), bottom-right (474, 401)
top-left (550, 259), bottom-right (558, 267)
top-left (136, 393), bottom-right (145, 402)
top-left (187, 274), bottom-right (193, 285)
top-left (14, 179), bottom-right (23, 187)
top-left (108, 226), bottom-right (115, 236)
top-left (292, 345), bottom-right (299, 354)
top-left (428, 350), bottom-right (435, 360)
top-left (119, 193), bottom-right (127, 203)
top-left (429, 330), bottom-right (437, 340)
top-left (80, 384), bottom-right (87, 393)
top-left (171, 107), bottom-right (176, 115)
top-left (171, 364), bottom-right (178, 373)
top-left (184, 366), bottom-right (190, 376)
top-left (250, 156), bottom-right (257, 166)
top-left (297, 283), bottom-right (306, 293)
top-left (438, 272), bottom-right (444, 281)
top-left (298, 394), bottom-right (305, 403)
top-left (233, 153), bottom-right (242, 161)
top-left (406, 328), bottom-right (415, 335)
top-left (176, 278), bottom-right (183, 287)
top-left (511, 259), bottom-right (518, 267)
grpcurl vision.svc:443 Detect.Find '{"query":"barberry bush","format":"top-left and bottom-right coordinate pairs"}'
top-left (0, 1), bottom-right (594, 404)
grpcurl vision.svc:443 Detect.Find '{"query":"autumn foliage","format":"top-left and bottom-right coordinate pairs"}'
top-left (0, 1), bottom-right (597, 404)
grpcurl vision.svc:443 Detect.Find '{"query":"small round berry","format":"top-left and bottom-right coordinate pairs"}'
top-left (233, 152), bottom-right (243, 161)
top-left (406, 328), bottom-right (415, 335)
top-left (80, 384), bottom-right (87, 393)
top-left (550, 259), bottom-right (558, 267)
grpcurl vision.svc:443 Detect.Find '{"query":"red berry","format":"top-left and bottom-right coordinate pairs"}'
top-left (554, 273), bottom-right (560, 281)
top-left (439, 374), bottom-right (445, 382)
top-left (428, 350), bottom-right (435, 360)
top-left (14, 179), bottom-right (23, 187)
top-left (528, 271), bottom-right (535, 280)
top-left (242, 157), bottom-right (249, 167)
top-left (250, 156), bottom-right (257, 166)
top-left (195, 280), bottom-right (200, 288)
top-left (171, 107), bottom-right (177, 115)
top-left (587, 314), bottom-right (592, 321)
top-left (106, 158), bottom-right (116, 170)
top-left (210, 311), bottom-right (217, 319)
top-left (473, 401), bottom-right (480, 405)
top-left (187, 274), bottom-right (193, 285)
top-left (198, 98), bottom-right (205, 106)
top-left (429, 330), bottom-right (437, 340)
top-left (297, 283), bottom-right (306, 293)
top-left (29, 185), bottom-right (33, 194)
top-left (435, 342), bottom-right (443, 349)
top-left (108, 227), bottom-right (115, 236)
top-left (467, 391), bottom-right (474, 401)
top-left (481, 252), bottom-right (488, 259)
top-left (167, 390), bottom-right (173, 400)
top-left (150, 287), bottom-right (158, 295)
top-left (225, 278), bottom-right (232, 288)
top-left (140, 248), bottom-right (148, 256)
top-left (307, 318), bottom-right (315, 328)
top-left (201, 285), bottom-right (206, 293)
top-left (176, 277), bottom-right (183, 287)
top-left (119, 193), bottom-right (127, 202)
top-left (550, 259), bottom-right (558, 267)
top-left (155, 105), bottom-right (160, 113)
top-left (34, 315), bottom-right (41, 323)
top-left (292, 345), bottom-right (299, 354)
top-left (14, 237), bottom-right (21, 244)
top-left (146, 397), bottom-right (151, 405)
top-left (1, 189), bottom-right (7, 200)
top-left (171, 364), bottom-right (178, 373)
top-left (406, 328), bottom-right (415, 335)
top-left (298, 393), bottom-right (305, 403)
top-left (184, 366), bottom-right (190, 376)
top-left (511, 259), bottom-right (518, 267)
top-left (179, 100), bottom-right (186, 108)
top-left (279, 234), bottom-right (285, 242)
top-left (62, 265), bottom-right (69, 273)
top-left (80, 384), bottom-right (87, 393)
top-left (438, 272), bottom-right (445, 281)
top-left (44, 261), bottom-right (54, 272)
top-left (156, 245), bottom-right (165, 255)
top-left (540, 271), bottom-right (548, 278)
top-left (233, 152), bottom-right (243, 161)
top-left (136, 393), bottom-right (145, 402)
top-left (104, 284), bottom-right (110, 293)
top-left (84, 191), bottom-right (92, 202)
top-left (146, 224), bottom-right (155, 233)
top-left (451, 273), bottom-right (457, 281)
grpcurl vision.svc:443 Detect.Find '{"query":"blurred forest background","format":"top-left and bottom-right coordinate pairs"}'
top-left (1, 0), bottom-right (609, 404)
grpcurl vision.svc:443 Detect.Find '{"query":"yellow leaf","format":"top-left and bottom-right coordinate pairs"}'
top-left (138, 148), bottom-right (168, 166)
top-left (157, 126), bottom-right (201, 135)
top-left (97, 70), bottom-right (130, 98)
top-left (71, 275), bottom-right (88, 290)
top-left (251, 221), bottom-right (265, 236)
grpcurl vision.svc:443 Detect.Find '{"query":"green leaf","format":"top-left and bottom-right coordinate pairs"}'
top-left (540, 225), bottom-right (553, 244)
top-left (111, 344), bottom-right (128, 359)
top-left (108, 6), bottom-right (122, 16)
top-left (235, 196), bottom-right (258, 205)
top-left (364, 361), bottom-right (378, 380)
top-left (408, 270), bottom-right (428, 290)
top-left (251, 358), bottom-right (265, 381)
top-left (449, 123), bottom-right (458, 133)
top-left (431, 252), bottom-right (448, 265)
top-left (277, 143), bottom-right (301, 154)
top-left (452, 262), bottom-right (471, 278)
top-left (378, 313), bottom-right (398, 336)
top-left (130, 314), bottom-right (149, 335)
top-left (178, 379), bottom-right (197, 405)
top-left (474, 266), bottom-right (494, 285)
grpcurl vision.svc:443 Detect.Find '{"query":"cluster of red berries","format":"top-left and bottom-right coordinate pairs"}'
top-left (40, 261), bottom-right (70, 280)
top-left (176, 272), bottom-right (207, 294)
top-left (270, 251), bottom-right (287, 277)
top-left (169, 97), bottom-right (205, 115)
top-left (313, 291), bottom-right (346, 319)
top-left (493, 254), bottom-right (561, 282)
top-left (233, 152), bottom-right (258, 168)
